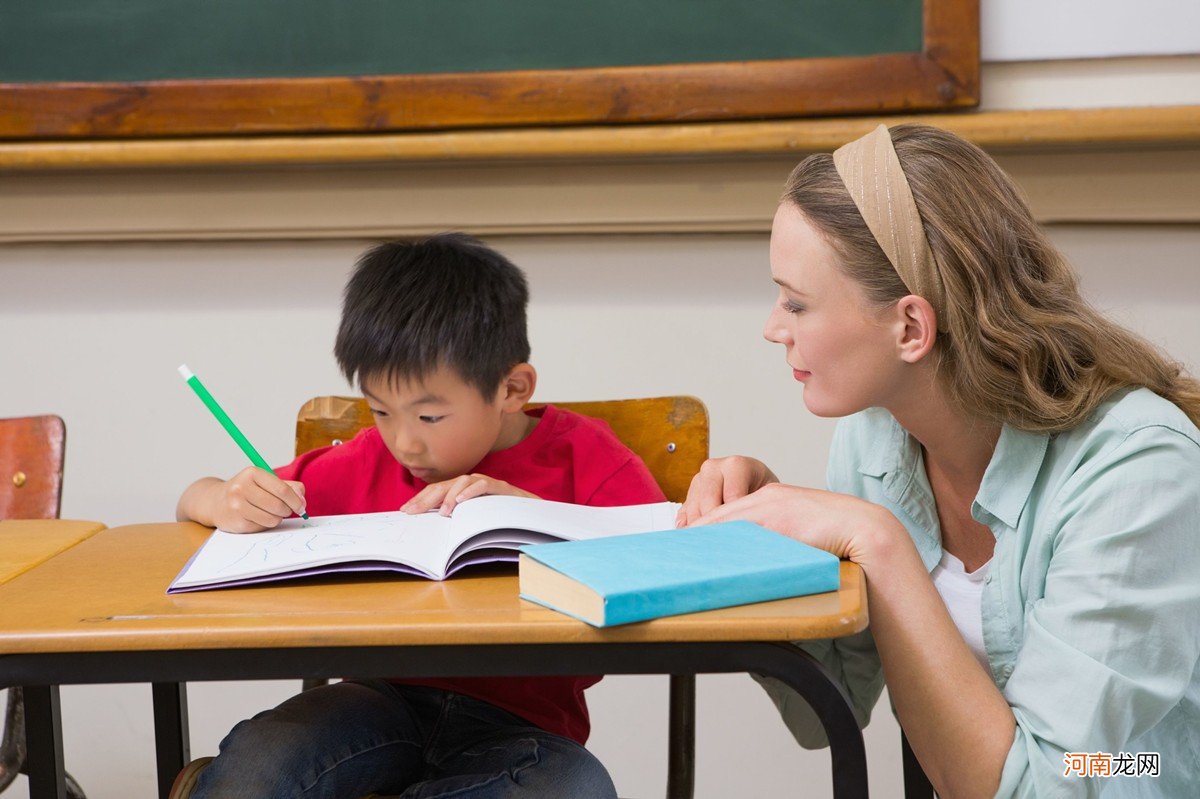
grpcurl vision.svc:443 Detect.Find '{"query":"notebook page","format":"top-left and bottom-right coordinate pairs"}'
top-left (450, 496), bottom-right (681, 546)
top-left (171, 510), bottom-right (462, 588)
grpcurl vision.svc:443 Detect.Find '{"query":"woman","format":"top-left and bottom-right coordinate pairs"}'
top-left (678, 124), bottom-right (1200, 796)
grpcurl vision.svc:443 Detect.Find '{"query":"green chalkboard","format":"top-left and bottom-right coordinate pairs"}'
top-left (0, 0), bottom-right (978, 139)
top-left (2, 0), bottom-right (923, 82)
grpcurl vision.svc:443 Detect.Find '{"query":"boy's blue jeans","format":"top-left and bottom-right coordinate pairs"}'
top-left (192, 680), bottom-right (617, 799)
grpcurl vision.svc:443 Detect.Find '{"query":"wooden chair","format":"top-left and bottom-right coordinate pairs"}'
top-left (0, 415), bottom-right (86, 799)
top-left (0, 415), bottom-right (65, 520)
top-left (172, 396), bottom-right (709, 799)
top-left (298, 395), bottom-right (709, 799)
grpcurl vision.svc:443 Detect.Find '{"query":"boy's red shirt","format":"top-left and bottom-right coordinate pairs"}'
top-left (274, 404), bottom-right (666, 744)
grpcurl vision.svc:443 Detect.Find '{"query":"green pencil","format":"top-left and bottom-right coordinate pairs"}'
top-left (177, 364), bottom-right (309, 520)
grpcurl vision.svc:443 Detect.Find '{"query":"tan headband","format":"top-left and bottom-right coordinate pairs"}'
top-left (833, 124), bottom-right (947, 331)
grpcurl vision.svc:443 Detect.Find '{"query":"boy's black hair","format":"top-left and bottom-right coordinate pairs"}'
top-left (334, 233), bottom-right (531, 398)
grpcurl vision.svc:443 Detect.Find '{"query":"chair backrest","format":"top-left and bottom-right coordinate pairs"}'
top-left (0, 415), bottom-right (66, 520)
top-left (295, 396), bottom-right (708, 503)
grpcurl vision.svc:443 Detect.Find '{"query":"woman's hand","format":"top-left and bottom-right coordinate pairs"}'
top-left (686, 480), bottom-right (903, 565)
top-left (401, 474), bottom-right (537, 516)
top-left (676, 456), bottom-right (780, 527)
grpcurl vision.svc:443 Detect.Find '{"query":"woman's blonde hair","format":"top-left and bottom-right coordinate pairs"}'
top-left (783, 123), bottom-right (1200, 432)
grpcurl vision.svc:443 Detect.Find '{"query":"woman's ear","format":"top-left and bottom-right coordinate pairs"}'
top-left (894, 295), bottom-right (938, 364)
top-left (499, 363), bottom-right (538, 412)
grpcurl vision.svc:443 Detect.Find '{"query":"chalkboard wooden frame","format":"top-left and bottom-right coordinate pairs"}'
top-left (2, 0), bottom-right (977, 139)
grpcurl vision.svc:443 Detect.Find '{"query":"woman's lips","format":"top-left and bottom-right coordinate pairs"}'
top-left (793, 369), bottom-right (811, 381)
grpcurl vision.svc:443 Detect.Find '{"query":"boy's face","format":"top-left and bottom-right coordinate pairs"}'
top-left (360, 367), bottom-right (510, 484)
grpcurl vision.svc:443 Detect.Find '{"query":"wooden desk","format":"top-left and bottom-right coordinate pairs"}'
top-left (0, 523), bottom-right (869, 799)
top-left (0, 520), bottom-right (104, 799)
top-left (0, 520), bottom-right (104, 586)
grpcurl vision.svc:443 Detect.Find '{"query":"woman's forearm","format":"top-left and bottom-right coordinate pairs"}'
top-left (859, 524), bottom-right (1016, 797)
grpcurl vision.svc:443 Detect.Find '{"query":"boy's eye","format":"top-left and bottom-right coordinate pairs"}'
top-left (368, 407), bottom-right (388, 418)
top-left (419, 415), bottom-right (445, 424)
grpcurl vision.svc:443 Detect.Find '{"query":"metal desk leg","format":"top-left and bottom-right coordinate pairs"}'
top-left (151, 682), bottom-right (190, 799)
top-left (665, 674), bottom-right (695, 799)
top-left (23, 685), bottom-right (66, 799)
top-left (750, 643), bottom-right (869, 799)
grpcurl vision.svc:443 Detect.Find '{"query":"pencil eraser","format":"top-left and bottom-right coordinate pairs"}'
top-left (178, 364), bottom-right (194, 381)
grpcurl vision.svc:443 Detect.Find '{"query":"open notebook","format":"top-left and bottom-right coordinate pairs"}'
top-left (169, 496), bottom-right (680, 593)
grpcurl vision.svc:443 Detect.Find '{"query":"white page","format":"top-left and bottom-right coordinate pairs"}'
top-left (171, 510), bottom-right (461, 587)
top-left (449, 496), bottom-right (681, 547)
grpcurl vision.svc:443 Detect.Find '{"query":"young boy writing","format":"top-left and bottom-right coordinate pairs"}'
top-left (176, 233), bottom-right (664, 798)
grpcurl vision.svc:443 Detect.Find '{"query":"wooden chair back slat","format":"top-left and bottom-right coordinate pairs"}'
top-left (0, 415), bottom-right (66, 520)
top-left (295, 396), bottom-right (708, 503)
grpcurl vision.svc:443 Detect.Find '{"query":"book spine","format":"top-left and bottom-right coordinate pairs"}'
top-left (603, 564), bottom-right (840, 626)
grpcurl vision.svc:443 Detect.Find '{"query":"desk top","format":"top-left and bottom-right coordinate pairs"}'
top-left (0, 519), bottom-right (105, 586)
top-left (0, 522), bottom-right (866, 654)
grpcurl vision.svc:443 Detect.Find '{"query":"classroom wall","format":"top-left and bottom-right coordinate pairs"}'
top-left (982, 0), bottom-right (1200, 61)
top-left (3, 6), bottom-right (1200, 798)
top-left (3, 224), bottom-right (1200, 799)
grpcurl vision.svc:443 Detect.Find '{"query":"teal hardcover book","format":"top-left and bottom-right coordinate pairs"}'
top-left (517, 520), bottom-right (841, 627)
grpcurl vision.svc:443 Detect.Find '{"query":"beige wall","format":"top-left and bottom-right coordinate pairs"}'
top-left (4, 224), bottom-right (1200, 798)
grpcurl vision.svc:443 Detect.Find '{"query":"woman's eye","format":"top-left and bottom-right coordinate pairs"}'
top-left (419, 415), bottom-right (445, 424)
top-left (782, 300), bottom-right (805, 314)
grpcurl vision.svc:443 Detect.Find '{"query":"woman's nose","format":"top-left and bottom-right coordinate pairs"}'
top-left (763, 306), bottom-right (790, 345)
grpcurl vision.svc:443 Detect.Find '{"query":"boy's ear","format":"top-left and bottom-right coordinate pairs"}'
top-left (499, 363), bottom-right (537, 412)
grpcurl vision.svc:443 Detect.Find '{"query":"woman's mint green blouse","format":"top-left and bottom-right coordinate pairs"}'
top-left (754, 388), bottom-right (1200, 797)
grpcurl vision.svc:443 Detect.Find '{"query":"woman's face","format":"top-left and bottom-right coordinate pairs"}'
top-left (764, 202), bottom-right (905, 418)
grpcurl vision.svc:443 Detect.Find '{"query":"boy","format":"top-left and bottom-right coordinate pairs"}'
top-left (176, 233), bottom-right (665, 798)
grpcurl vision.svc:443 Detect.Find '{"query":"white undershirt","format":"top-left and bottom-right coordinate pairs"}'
top-left (930, 550), bottom-right (993, 674)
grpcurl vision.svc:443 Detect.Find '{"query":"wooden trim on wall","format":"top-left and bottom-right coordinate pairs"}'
top-left (0, 0), bottom-right (978, 139)
top-left (0, 106), bottom-right (1196, 173)
top-left (2, 144), bottom-right (1197, 243)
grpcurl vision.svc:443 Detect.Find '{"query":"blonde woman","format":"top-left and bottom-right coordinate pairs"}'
top-left (678, 124), bottom-right (1200, 797)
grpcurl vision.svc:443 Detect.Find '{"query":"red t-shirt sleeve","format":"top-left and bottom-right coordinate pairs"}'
top-left (272, 448), bottom-right (321, 483)
top-left (583, 456), bottom-right (667, 507)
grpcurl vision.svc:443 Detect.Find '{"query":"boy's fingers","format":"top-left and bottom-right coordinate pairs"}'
top-left (454, 479), bottom-right (492, 503)
top-left (221, 518), bottom-right (268, 534)
top-left (237, 497), bottom-right (286, 530)
top-left (253, 471), bottom-right (306, 516)
top-left (245, 485), bottom-right (294, 520)
top-left (439, 476), bottom-right (474, 515)
top-left (402, 482), bottom-right (451, 513)
top-left (275, 481), bottom-right (307, 515)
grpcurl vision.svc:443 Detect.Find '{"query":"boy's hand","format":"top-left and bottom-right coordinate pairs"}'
top-left (208, 467), bottom-right (307, 533)
top-left (401, 474), bottom-right (536, 517)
